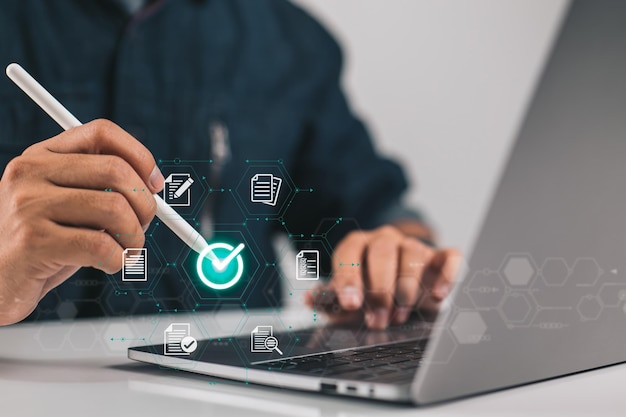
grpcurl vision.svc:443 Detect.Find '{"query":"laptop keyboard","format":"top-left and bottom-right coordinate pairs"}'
top-left (264, 339), bottom-right (426, 383)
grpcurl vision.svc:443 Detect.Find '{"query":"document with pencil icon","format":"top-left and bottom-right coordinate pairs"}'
top-left (163, 173), bottom-right (194, 207)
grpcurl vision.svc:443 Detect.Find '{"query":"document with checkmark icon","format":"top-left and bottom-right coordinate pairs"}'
top-left (164, 323), bottom-right (195, 356)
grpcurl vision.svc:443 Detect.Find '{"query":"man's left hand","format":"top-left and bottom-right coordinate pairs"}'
top-left (305, 225), bottom-right (461, 330)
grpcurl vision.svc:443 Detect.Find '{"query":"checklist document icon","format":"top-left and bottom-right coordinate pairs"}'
top-left (122, 248), bottom-right (147, 282)
top-left (296, 250), bottom-right (320, 280)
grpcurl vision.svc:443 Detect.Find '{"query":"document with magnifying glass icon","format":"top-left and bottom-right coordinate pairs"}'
top-left (250, 325), bottom-right (274, 353)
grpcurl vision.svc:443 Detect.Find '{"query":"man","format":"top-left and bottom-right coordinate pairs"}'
top-left (0, 0), bottom-right (459, 329)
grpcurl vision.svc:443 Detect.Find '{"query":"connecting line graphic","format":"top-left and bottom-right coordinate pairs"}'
top-left (109, 337), bottom-right (147, 342)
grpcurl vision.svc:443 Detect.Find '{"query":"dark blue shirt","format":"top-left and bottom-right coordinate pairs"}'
top-left (0, 0), bottom-right (414, 319)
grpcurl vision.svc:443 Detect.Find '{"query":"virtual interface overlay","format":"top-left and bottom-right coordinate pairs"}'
top-left (24, 159), bottom-right (626, 379)
top-left (125, 252), bottom-right (626, 387)
top-left (28, 157), bottom-right (357, 322)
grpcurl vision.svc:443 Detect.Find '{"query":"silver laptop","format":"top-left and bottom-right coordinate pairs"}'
top-left (129, 0), bottom-right (626, 404)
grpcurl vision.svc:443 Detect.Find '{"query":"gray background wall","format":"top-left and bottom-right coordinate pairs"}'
top-left (291, 0), bottom-right (568, 253)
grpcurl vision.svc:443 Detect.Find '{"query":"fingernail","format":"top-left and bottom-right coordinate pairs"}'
top-left (395, 306), bottom-right (411, 323)
top-left (142, 223), bottom-right (150, 233)
top-left (434, 284), bottom-right (451, 300)
top-left (365, 308), bottom-right (389, 329)
top-left (339, 286), bottom-right (363, 310)
top-left (149, 166), bottom-right (165, 193)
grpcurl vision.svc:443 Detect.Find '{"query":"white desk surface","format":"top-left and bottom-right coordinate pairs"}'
top-left (0, 310), bottom-right (623, 417)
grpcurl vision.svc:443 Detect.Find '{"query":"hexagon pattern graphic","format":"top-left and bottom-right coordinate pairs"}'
top-left (577, 295), bottom-right (603, 321)
top-left (500, 293), bottom-right (533, 324)
top-left (450, 311), bottom-right (488, 345)
top-left (541, 258), bottom-right (570, 287)
top-left (502, 256), bottom-right (536, 286)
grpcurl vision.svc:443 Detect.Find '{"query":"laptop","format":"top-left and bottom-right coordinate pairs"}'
top-left (129, 0), bottom-right (626, 404)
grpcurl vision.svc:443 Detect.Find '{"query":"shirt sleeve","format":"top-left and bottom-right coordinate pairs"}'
top-left (275, 1), bottom-right (420, 236)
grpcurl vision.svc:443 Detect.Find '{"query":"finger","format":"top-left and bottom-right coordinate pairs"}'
top-left (328, 231), bottom-right (370, 310)
top-left (45, 188), bottom-right (146, 248)
top-left (392, 238), bottom-right (434, 324)
top-left (304, 286), bottom-right (331, 311)
top-left (326, 310), bottom-right (363, 326)
top-left (305, 286), bottom-right (341, 312)
top-left (306, 290), bottom-right (364, 324)
top-left (428, 248), bottom-right (462, 301)
top-left (417, 249), bottom-right (462, 311)
top-left (26, 119), bottom-right (164, 193)
top-left (40, 266), bottom-right (81, 296)
top-left (43, 153), bottom-right (157, 227)
top-left (38, 221), bottom-right (125, 275)
top-left (364, 229), bottom-right (404, 329)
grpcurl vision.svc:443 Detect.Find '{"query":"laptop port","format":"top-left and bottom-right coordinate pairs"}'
top-left (320, 383), bottom-right (337, 393)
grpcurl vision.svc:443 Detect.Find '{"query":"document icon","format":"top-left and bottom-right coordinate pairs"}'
top-left (164, 323), bottom-right (193, 356)
top-left (250, 174), bottom-right (282, 206)
top-left (163, 173), bottom-right (194, 207)
top-left (296, 250), bottom-right (320, 280)
top-left (122, 248), bottom-right (147, 282)
top-left (251, 325), bottom-right (274, 353)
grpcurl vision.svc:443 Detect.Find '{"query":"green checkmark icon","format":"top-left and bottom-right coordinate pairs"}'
top-left (212, 243), bottom-right (246, 271)
top-left (197, 242), bottom-right (246, 290)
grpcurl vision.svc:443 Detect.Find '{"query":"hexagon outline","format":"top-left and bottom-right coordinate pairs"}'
top-left (500, 253), bottom-right (537, 287)
top-left (576, 294), bottom-right (603, 321)
top-left (570, 257), bottom-right (603, 287)
top-left (275, 237), bottom-right (334, 292)
top-left (540, 257), bottom-right (571, 287)
top-left (466, 270), bottom-right (507, 310)
top-left (230, 310), bottom-right (299, 365)
top-left (597, 283), bottom-right (626, 308)
top-left (141, 312), bottom-right (212, 368)
top-left (178, 229), bottom-right (262, 304)
top-left (450, 311), bottom-right (488, 345)
top-left (233, 161), bottom-right (297, 219)
top-left (67, 322), bottom-right (100, 352)
top-left (497, 292), bottom-right (533, 324)
top-left (157, 162), bottom-right (211, 220)
top-left (105, 237), bottom-right (168, 293)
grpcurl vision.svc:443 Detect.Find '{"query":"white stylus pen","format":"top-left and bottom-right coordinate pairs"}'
top-left (5, 63), bottom-right (215, 260)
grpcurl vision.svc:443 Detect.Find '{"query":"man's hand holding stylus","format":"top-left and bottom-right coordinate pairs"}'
top-left (0, 119), bottom-right (163, 325)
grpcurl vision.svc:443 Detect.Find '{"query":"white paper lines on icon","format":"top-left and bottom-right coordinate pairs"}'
top-left (251, 325), bottom-right (283, 355)
top-left (296, 250), bottom-right (320, 280)
top-left (164, 323), bottom-right (198, 355)
top-left (250, 174), bottom-right (282, 206)
top-left (122, 248), bottom-right (147, 282)
top-left (164, 173), bottom-right (194, 207)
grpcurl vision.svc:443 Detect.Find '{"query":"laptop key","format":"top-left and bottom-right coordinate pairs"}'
top-left (355, 352), bottom-right (395, 360)
top-left (331, 351), bottom-right (359, 358)
top-left (363, 360), bottom-right (398, 369)
top-left (324, 359), bottom-right (354, 368)
top-left (330, 370), bottom-right (376, 380)
top-left (322, 364), bottom-right (363, 376)
top-left (387, 357), bottom-right (412, 365)
top-left (343, 356), bottom-right (374, 363)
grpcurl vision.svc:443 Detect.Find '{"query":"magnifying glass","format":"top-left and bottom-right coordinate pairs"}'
top-left (264, 336), bottom-right (283, 355)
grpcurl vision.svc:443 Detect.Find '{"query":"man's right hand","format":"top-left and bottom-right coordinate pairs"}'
top-left (0, 119), bottom-right (164, 326)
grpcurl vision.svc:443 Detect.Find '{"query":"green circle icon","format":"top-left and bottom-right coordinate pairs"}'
top-left (196, 242), bottom-right (245, 290)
